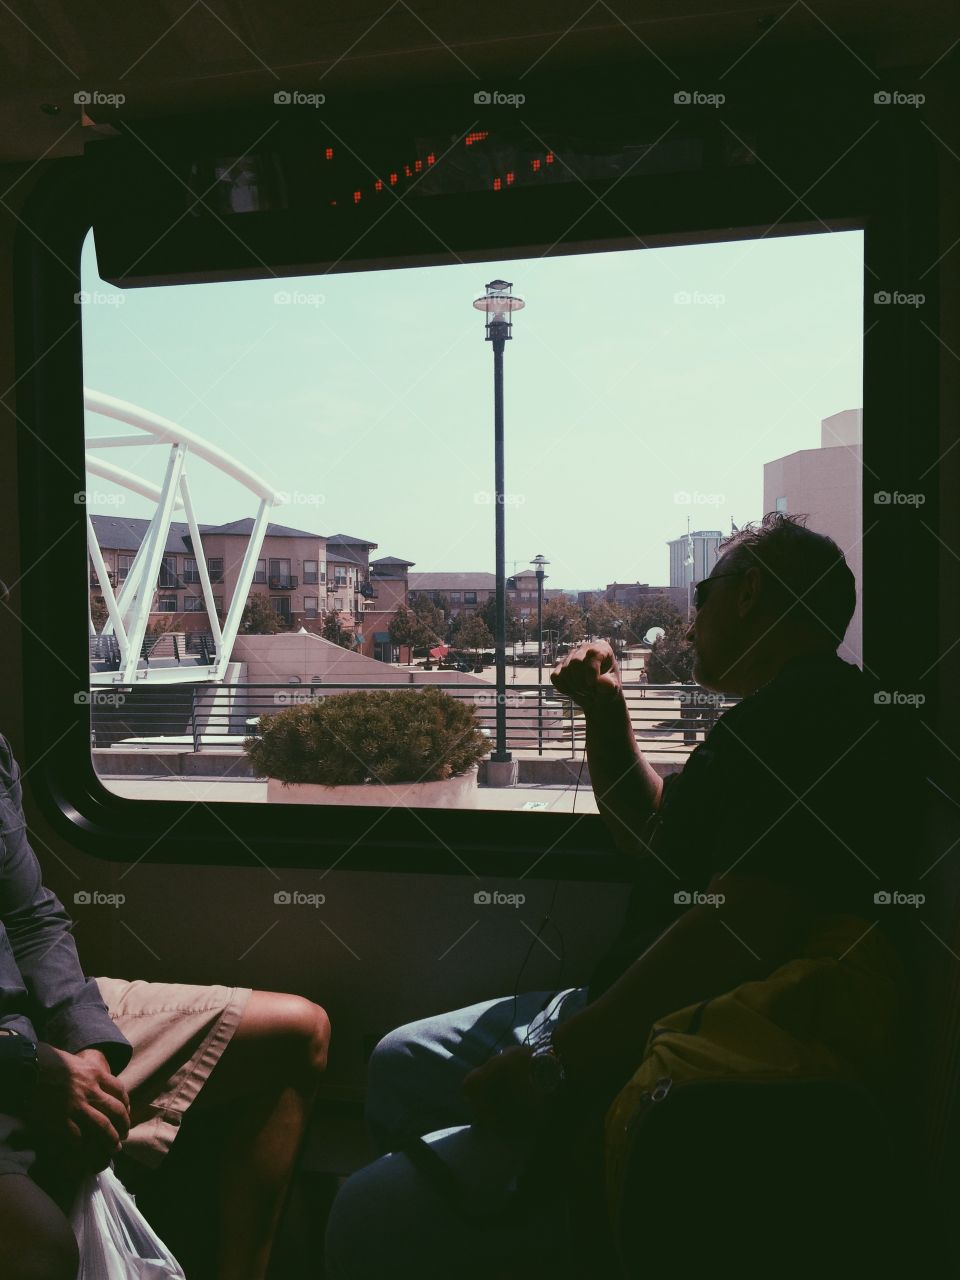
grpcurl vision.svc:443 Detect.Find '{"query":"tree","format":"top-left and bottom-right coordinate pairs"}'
top-left (322, 612), bottom-right (355, 649)
top-left (388, 604), bottom-right (415, 648)
top-left (584, 600), bottom-right (627, 641)
top-left (449, 613), bottom-right (493, 660)
top-left (90, 595), bottom-right (109, 631)
top-left (479, 595), bottom-right (523, 644)
top-left (410, 595), bottom-right (445, 647)
top-left (540, 598), bottom-right (586, 647)
top-left (647, 617), bottom-right (695, 683)
top-left (240, 593), bottom-right (283, 634)
top-left (625, 594), bottom-right (684, 645)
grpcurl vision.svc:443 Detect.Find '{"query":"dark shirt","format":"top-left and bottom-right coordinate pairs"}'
top-left (0, 734), bottom-right (131, 1069)
top-left (588, 652), bottom-right (927, 1000)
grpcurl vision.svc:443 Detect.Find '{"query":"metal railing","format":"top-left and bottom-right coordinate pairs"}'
top-left (86, 678), bottom-right (741, 756)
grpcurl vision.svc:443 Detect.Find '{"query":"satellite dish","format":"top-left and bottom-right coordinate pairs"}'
top-left (644, 626), bottom-right (666, 645)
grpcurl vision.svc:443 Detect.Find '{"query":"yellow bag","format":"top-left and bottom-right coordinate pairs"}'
top-left (603, 912), bottom-right (910, 1231)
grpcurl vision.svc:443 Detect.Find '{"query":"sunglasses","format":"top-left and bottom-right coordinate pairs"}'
top-left (692, 571), bottom-right (744, 610)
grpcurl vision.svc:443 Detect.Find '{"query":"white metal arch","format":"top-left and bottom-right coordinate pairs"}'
top-left (85, 388), bottom-right (284, 685)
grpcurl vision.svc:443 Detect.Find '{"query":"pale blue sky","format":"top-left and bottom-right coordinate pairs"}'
top-left (81, 228), bottom-right (863, 590)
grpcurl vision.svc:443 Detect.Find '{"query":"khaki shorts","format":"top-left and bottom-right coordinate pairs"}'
top-left (95, 976), bottom-right (253, 1168)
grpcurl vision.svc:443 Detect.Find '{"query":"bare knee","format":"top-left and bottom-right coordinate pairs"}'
top-left (256, 992), bottom-right (331, 1076)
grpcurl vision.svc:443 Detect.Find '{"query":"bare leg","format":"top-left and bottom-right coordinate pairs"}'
top-left (192, 991), bottom-right (330, 1280)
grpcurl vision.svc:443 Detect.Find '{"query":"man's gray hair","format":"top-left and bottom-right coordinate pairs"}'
top-left (716, 512), bottom-right (856, 647)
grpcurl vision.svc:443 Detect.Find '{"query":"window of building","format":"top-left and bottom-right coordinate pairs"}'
top-left (776, 496), bottom-right (788, 513)
top-left (271, 597), bottom-right (292, 621)
top-left (158, 554), bottom-right (178, 588)
top-left (156, 596), bottom-right (178, 613)
top-left (116, 554), bottom-right (132, 582)
top-left (183, 556), bottom-right (199, 583)
top-left (464, 591), bottom-right (477, 605)
top-left (207, 557), bottom-right (224, 582)
top-left (449, 591), bottom-right (461, 603)
top-left (303, 560), bottom-right (318, 584)
top-left (304, 596), bottom-right (318, 618)
top-left (183, 595), bottom-right (204, 612)
top-left (253, 558), bottom-right (266, 584)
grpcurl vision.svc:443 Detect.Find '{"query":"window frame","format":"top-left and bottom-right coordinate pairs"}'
top-left (12, 100), bottom-right (939, 876)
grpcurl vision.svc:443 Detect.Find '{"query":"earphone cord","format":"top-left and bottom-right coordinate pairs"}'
top-left (486, 738), bottom-right (585, 1056)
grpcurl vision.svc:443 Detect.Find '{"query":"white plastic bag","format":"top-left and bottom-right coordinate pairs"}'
top-left (69, 1165), bottom-right (187, 1280)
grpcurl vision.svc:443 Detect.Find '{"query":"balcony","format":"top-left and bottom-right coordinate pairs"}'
top-left (268, 575), bottom-right (298, 590)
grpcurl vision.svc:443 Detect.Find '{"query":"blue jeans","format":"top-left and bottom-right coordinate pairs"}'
top-left (325, 986), bottom-right (590, 1280)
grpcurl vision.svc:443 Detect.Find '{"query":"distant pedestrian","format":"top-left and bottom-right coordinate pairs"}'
top-left (638, 666), bottom-right (648, 698)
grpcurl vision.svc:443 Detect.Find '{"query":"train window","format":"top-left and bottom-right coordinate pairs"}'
top-left (15, 83), bottom-right (936, 871)
top-left (77, 225), bottom-right (864, 816)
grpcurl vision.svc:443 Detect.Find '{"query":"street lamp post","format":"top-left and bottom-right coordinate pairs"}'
top-left (532, 553), bottom-right (549, 756)
top-left (474, 280), bottom-right (525, 779)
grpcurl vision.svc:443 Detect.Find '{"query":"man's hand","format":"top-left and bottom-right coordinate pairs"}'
top-left (550, 641), bottom-right (622, 714)
top-left (462, 1046), bottom-right (539, 1136)
top-left (27, 1044), bottom-right (130, 1174)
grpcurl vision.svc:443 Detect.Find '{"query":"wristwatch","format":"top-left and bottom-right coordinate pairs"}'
top-left (0, 1029), bottom-right (40, 1112)
top-left (528, 1040), bottom-right (567, 1098)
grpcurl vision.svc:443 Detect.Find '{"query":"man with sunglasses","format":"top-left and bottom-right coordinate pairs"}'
top-left (328, 512), bottom-right (926, 1277)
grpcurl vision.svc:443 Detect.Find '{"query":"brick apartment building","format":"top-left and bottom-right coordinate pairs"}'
top-left (88, 516), bottom-right (412, 659)
top-left (408, 569), bottom-right (567, 624)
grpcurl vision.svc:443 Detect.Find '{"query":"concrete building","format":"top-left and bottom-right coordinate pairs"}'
top-left (763, 408), bottom-right (863, 666)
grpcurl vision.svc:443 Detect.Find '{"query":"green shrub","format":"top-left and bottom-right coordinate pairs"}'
top-left (244, 687), bottom-right (490, 786)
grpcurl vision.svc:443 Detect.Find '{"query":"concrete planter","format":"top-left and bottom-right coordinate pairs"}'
top-left (266, 763), bottom-right (479, 807)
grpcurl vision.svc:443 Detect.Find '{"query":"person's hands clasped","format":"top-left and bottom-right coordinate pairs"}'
top-left (550, 640), bottom-right (623, 714)
top-left (462, 1045), bottom-right (541, 1137)
top-left (28, 1044), bottom-right (130, 1173)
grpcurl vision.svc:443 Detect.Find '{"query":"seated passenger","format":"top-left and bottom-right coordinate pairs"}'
top-left (325, 513), bottom-right (925, 1279)
top-left (0, 713), bottom-right (330, 1280)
